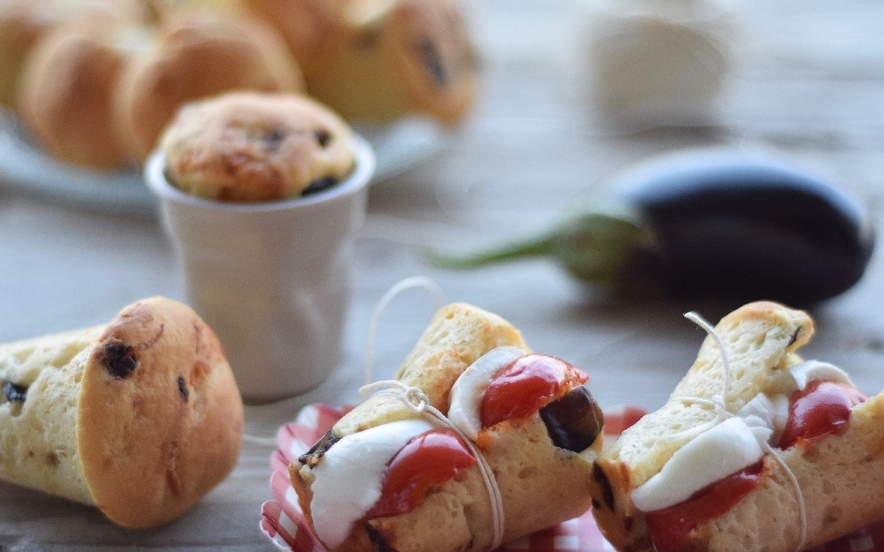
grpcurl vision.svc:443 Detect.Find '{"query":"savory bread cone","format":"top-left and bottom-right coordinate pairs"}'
top-left (0, 297), bottom-right (243, 528)
top-left (589, 301), bottom-right (884, 552)
top-left (290, 302), bottom-right (604, 552)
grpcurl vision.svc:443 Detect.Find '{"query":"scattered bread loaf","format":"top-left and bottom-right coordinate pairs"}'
top-left (0, 0), bottom-right (147, 109)
top-left (4, 0), bottom-right (480, 170)
top-left (239, 0), bottom-right (348, 80)
top-left (159, 91), bottom-right (356, 202)
top-left (0, 296), bottom-right (243, 528)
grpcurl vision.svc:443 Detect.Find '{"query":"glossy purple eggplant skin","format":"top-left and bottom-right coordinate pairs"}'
top-left (617, 151), bottom-right (876, 306)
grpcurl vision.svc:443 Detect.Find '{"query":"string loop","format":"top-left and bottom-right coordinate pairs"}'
top-left (364, 276), bottom-right (444, 386)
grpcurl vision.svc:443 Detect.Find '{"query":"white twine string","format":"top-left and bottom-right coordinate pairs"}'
top-left (364, 276), bottom-right (444, 387)
top-left (360, 380), bottom-right (506, 550)
top-left (674, 311), bottom-right (806, 551)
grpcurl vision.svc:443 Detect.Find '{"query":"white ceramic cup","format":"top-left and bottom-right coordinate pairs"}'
top-left (145, 136), bottom-right (375, 403)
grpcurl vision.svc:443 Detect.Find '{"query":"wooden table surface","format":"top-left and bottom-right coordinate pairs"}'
top-left (2, 0), bottom-right (884, 549)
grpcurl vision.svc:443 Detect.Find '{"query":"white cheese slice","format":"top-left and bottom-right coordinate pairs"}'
top-left (310, 418), bottom-right (434, 548)
top-left (737, 393), bottom-right (790, 446)
top-left (629, 358), bottom-right (853, 513)
top-left (631, 417), bottom-right (764, 512)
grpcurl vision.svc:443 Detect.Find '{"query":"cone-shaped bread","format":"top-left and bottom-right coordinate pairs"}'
top-left (0, 296), bottom-right (243, 528)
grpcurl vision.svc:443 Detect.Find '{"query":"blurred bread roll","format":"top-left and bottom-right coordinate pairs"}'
top-left (0, 0), bottom-right (148, 109)
top-left (246, 0), bottom-right (480, 125)
top-left (145, 0), bottom-right (247, 19)
top-left (115, 11), bottom-right (305, 162)
top-left (17, 19), bottom-right (154, 169)
top-left (240, 0), bottom-right (348, 78)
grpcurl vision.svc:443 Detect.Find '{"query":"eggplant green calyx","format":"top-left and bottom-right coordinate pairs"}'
top-left (429, 211), bottom-right (654, 291)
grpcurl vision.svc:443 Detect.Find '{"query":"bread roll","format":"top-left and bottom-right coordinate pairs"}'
top-left (291, 302), bottom-right (603, 551)
top-left (17, 19), bottom-right (153, 169)
top-left (0, 0), bottom-right (147, 109)
top-left (115, 10), bottom-right (304, 161)
top-left (159, 91), bottom-right (356, 202)
top-left (246, 0), bottom-right (479, 125)
top-left (240, 0), bottom-right (349, 79)
top-left (0, 296), bottom-right (243, 528)
top-left (590, 301), bottom-right (884, 552)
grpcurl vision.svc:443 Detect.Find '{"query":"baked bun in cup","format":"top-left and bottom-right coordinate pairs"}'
top-left (158, 91), bottom-right (356, 202)
top-left (590, 301), bottom-right (884, 552)
top-left (145, 92), bottom-right (375, 403)
top-left (0, 296), bottom-right (243, 528)
top-left (290, 302), bottom-right (604, 551)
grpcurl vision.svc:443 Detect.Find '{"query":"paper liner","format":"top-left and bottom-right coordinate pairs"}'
top-left (260, 403), bottom-right (884, 552)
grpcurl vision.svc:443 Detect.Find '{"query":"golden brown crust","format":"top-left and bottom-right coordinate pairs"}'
top-left (0, 0), bottom-right (148, 109)
top-left (0, 297), bottom-right (242, 528)
top-left (241, 0), bottom-right (349, 78)
top-left (383, 0), bottom-right (479, 125)
top-left (159, 91), bottom-right (355, 202)
top-left (279, 0), bottom-right (479, 125)
top-left (590, 301), bottom-right (884, 552)
top-left (114, 11), bottom-right (304, 161)
top-left (17, 23), bottom-right (136, 169)
top-left (78, 297), bottom-right (243, 528)
top-left (0, 1), bottom-right (50, 109)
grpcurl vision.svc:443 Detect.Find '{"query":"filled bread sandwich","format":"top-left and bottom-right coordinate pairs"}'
top-left (290, 302), bottom-right (604, 551)
top-left (589, 301), bottom-right (883, 552)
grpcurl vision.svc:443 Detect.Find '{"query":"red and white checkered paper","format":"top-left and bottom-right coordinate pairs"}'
top-left (260, 403), bottom-right (884, 552)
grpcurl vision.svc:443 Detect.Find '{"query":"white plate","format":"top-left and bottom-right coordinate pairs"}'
top-left (0, 109), bottom-right (449, 216)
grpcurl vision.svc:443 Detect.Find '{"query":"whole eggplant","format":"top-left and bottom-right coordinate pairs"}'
top-left (430, 149), bottom-right (876, 306)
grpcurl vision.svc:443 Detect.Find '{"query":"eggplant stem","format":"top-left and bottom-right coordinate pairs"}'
top-left (427, 234), bottom-right (558, 268)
